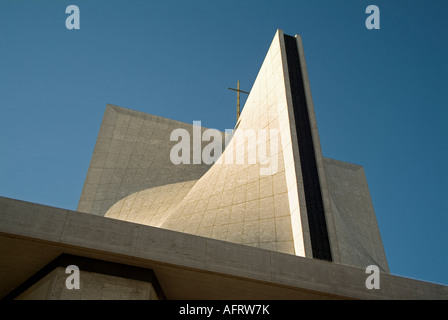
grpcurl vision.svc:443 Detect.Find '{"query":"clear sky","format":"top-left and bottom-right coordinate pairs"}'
top-left (1, 0), bottom-right (447, 286)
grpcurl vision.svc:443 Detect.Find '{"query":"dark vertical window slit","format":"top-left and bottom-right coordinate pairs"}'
top-left (284, 35), bottom-right (332, 261)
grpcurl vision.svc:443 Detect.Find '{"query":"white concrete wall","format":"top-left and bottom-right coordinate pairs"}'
top-left (77, 105), bottom-right (217, 227)
top-left (76, 30), bottom-right (390, 268)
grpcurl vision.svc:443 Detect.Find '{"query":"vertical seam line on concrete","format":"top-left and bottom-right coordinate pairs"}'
top-left (59, 210), bottom-right (70, 244)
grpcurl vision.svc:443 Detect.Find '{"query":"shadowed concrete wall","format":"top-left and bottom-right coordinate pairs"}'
top-left (324, 158), bottom-right (389, 272)
top-left (16, 267), bottom-right (160, 300)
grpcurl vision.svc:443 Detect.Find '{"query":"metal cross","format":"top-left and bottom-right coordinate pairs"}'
top-left (228, 80), bottom-right (250, 122)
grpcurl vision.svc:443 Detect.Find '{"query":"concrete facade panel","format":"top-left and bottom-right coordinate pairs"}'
top-left (323, 157), bottom-right (389, 272)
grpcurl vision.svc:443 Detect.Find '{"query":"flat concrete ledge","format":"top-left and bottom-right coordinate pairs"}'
top-left (0, 196), bottom-right (447, 300)
top-left (270, 250), bottom-right (333, 294)
top-left (205, 239), bottom-right (272, 282)
top-left (0, 197), bottom-right (69, 242)
top-left (135, 224), bottom-right (207, 270)
top-left (61, 211), bottom-right (140, 256)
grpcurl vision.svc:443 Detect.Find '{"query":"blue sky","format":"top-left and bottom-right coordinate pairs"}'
top-left (1, 0), bottom-right (447, 286)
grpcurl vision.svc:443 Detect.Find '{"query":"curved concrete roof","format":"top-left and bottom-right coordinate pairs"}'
top-left (77, 30), bottom-right (389, 272)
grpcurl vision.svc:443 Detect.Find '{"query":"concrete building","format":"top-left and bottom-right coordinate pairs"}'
top-left (0, 30), bottom-right (446, 300)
